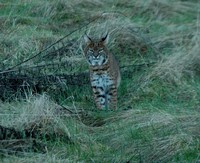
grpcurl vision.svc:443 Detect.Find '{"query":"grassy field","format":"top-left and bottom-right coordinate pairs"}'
top-left (0, 0), bottom-right (200, 162)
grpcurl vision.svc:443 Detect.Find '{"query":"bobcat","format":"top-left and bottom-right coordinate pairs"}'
top-left (83, 33), bottom-right (121, 110)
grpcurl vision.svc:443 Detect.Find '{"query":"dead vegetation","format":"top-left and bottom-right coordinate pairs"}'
top-left (0, 0), bottom-right (200, 162)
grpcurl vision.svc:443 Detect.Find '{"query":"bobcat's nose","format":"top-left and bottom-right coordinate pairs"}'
top-left (93, 55), bottom-right (100, 59)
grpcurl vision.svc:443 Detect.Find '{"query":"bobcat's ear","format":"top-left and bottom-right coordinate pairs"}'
top-left (84, 33), bottom-right (92, 44)
top-left (101, 33), bottom-right (109, 44)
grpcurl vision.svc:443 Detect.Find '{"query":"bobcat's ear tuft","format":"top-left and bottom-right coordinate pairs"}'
top-left (101, 33), bottom-right (109, 44)
top-left (84, 33), bottom-right (92, 44)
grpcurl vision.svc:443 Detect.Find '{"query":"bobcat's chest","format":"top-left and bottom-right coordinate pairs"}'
top-left (90, 73), bottom-right (113, 89)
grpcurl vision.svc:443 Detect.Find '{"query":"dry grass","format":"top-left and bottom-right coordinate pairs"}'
top-left (0, 0), bottom-right (200, 162)
top-left (113, 109), bottom-right (200, 162)
top-left (150, 34), bottom-right (200, 84)
top-left (0, 94), bottom-right (74, 155)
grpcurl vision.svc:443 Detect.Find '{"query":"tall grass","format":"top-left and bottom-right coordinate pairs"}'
top-left (0, 0), bottom-right (200, 162)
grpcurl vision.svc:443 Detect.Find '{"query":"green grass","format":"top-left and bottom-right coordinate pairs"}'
top-left (0, 0), bottom-right (200, 162)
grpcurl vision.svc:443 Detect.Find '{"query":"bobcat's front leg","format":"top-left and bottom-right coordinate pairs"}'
top-left (92, 86), bottom-right (106, 109)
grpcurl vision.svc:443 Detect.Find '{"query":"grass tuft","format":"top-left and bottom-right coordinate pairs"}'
top-left (0, 0), bottom-right (200, 162)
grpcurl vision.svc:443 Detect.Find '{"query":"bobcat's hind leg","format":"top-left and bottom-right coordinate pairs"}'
top-left (107, 86), bottom-right (118, 110)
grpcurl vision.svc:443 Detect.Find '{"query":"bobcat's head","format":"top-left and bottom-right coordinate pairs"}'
top-left (84, 34), bottom-right (109, 66)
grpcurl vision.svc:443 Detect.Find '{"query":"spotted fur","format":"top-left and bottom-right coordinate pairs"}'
top-left (83, 33), bottom-right (121, 110)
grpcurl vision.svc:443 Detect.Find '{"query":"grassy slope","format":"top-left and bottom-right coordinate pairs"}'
top-left (0, 0), bottom-right (200, 162)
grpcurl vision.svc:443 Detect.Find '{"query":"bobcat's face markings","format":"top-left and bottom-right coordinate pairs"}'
top-left (83, 33), bottom-right (121, 110)
top-left (86, 45), bottom-right (108, 66)
top-left (87, 49), bottom-right (108, 66)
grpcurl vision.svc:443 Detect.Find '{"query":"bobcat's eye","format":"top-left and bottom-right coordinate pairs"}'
top-left (87, 49), bottom-right (94, 56)
top-left (98, 49), bottom-right (104, 55)
top-left (89, 49), bottom-right (94, 53)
